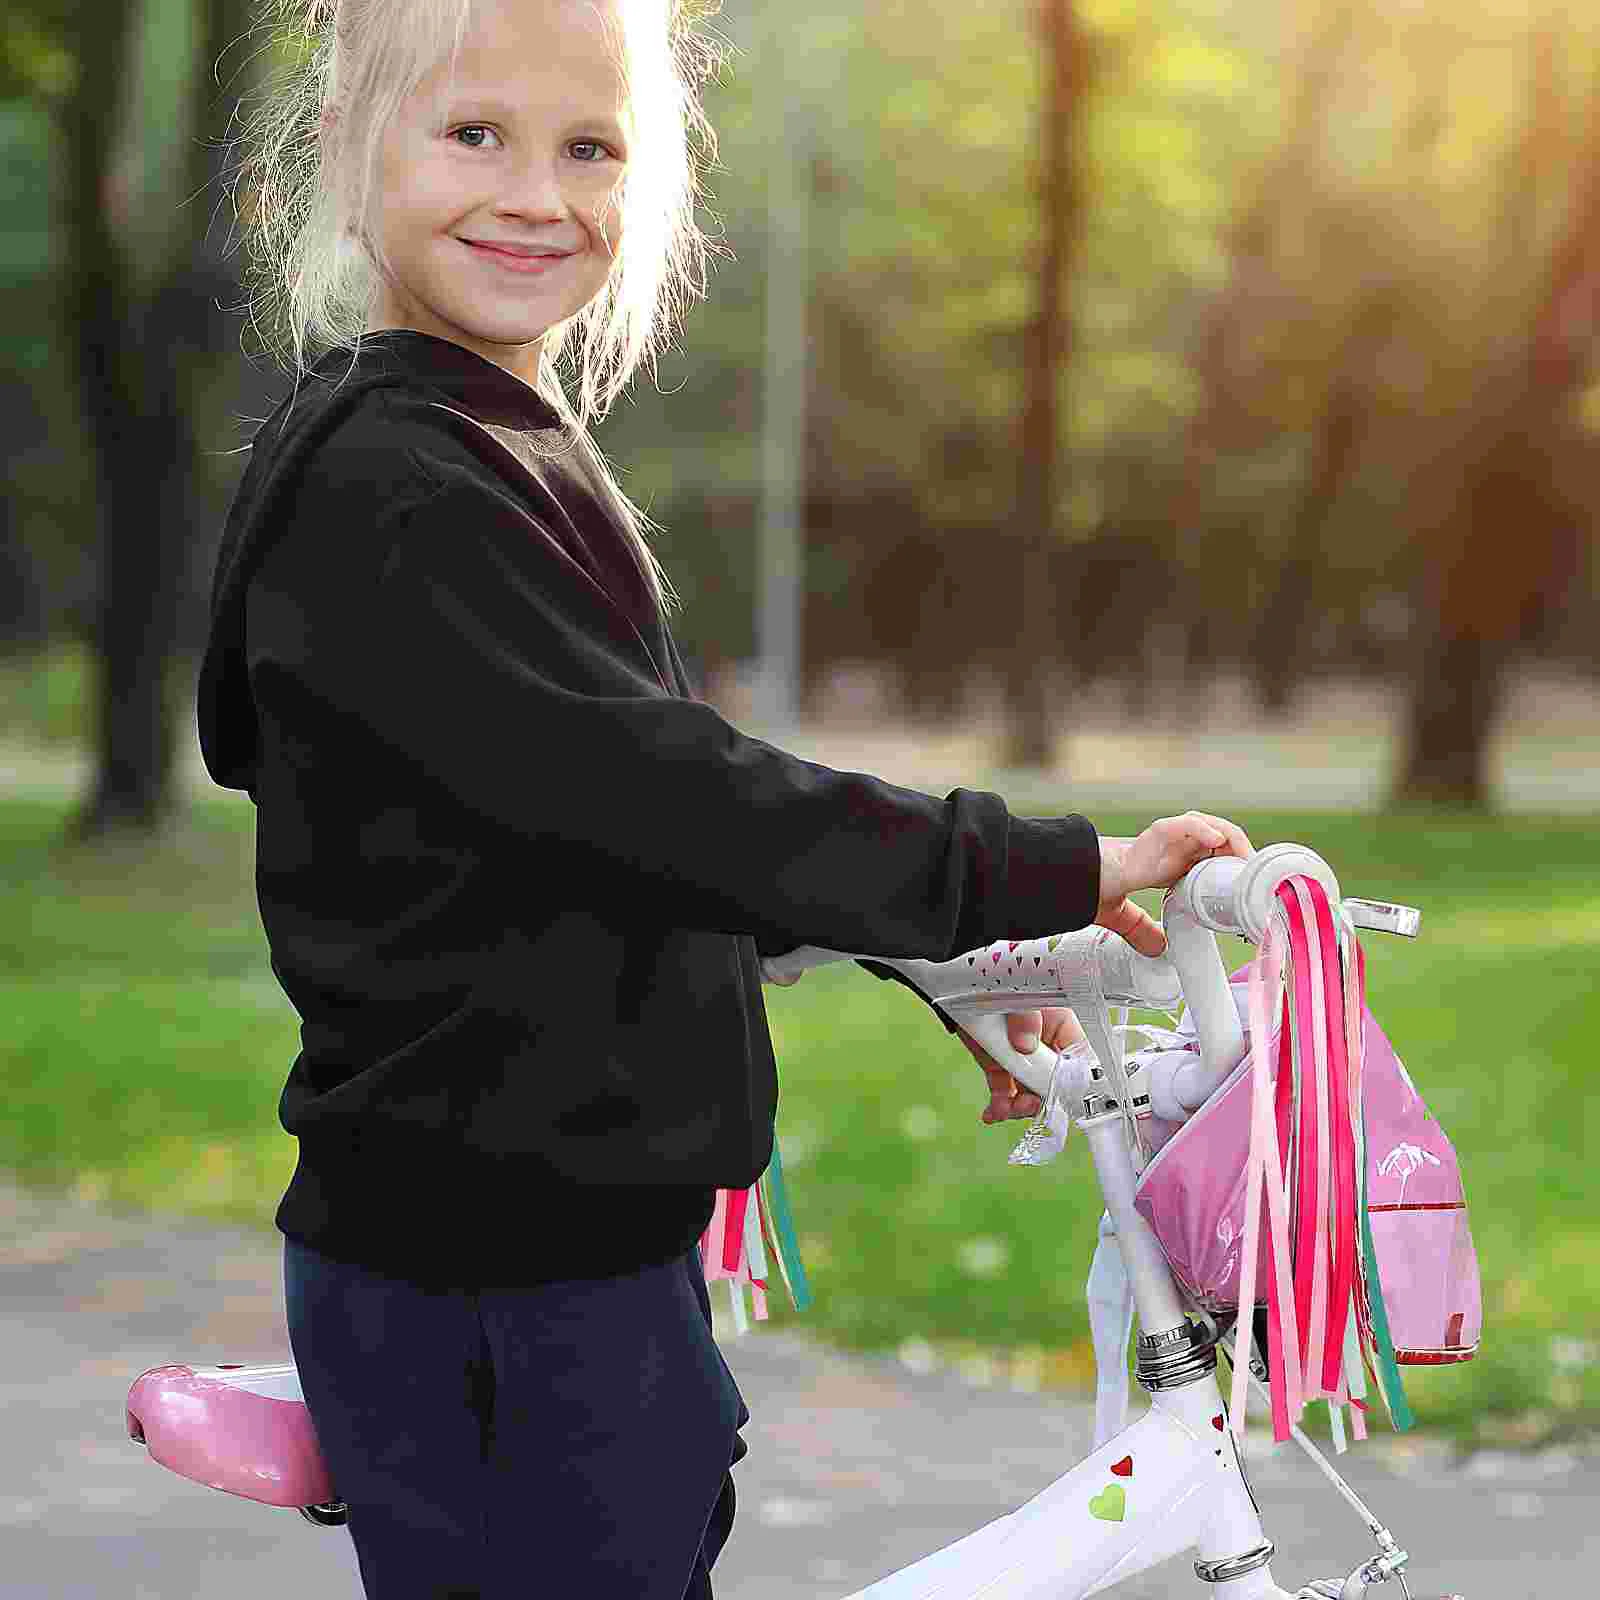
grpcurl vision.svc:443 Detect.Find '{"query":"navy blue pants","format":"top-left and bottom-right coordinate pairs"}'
top-left (283, 1236), bottom-right (749, 1598)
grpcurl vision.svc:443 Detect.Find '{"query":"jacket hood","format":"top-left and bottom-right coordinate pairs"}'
top-left (196, 333), bottom-right (561, 792)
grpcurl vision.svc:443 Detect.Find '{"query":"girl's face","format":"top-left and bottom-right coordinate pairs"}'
top-left (365, 0), bottom-right (627, 383)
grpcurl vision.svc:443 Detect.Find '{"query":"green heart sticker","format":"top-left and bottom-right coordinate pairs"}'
top-left (1088, 1483), bottom-right (1125, 1522)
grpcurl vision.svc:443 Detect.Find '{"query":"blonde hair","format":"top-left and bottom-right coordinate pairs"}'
top-left (226, 0), bottom-right (729, 614)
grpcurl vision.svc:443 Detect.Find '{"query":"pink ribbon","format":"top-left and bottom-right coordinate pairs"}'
top-left (1235, 910), bottom-right (1304, 1441)
top-left (1307, 884), bottom-right (1359, 1398)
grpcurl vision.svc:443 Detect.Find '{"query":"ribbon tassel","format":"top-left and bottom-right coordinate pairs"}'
top-left (1230, 877), bottom-right (1413, 1443)
top-left (698, 1132), bottom-right (814, 1335)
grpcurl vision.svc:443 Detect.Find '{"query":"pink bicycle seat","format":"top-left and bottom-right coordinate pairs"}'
top-left (126, 1362), bottom-right (340, 1515)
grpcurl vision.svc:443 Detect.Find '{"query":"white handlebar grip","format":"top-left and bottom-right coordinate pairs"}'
top-left (1167, 843), bottom-right (1340, 942)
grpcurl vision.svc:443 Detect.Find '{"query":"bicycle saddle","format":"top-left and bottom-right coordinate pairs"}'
top-left (126, 1361), bottom-right (344, 1521)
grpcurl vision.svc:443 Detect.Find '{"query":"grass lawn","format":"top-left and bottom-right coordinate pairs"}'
top-left (5, 790), bottom-right (1598, 1446)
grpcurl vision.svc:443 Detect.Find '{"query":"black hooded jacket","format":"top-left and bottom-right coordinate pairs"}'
top-left (196, 328), bottom-right (1101, 1289)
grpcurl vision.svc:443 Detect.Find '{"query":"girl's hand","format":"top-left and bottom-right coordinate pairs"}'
top-left (1095, 812), bottom-right (1254, 957)
top-left (958, 1007), bottom-right (1087, 1125)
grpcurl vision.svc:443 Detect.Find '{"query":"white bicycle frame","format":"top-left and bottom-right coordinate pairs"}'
top-left (762, 846), bottom-right (1451, 1600)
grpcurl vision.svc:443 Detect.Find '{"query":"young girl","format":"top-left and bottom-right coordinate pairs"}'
top-left (199, 2), bottom-right (1251, 1594)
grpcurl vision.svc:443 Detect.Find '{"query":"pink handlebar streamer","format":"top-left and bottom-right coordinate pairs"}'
top-left (1231, 875), bottom-right (1386, 1444)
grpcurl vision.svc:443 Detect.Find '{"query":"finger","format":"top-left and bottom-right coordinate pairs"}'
top-left (1039, 1006), bottom-right (1086, 1051)
top-left (981, 1065), bottom-right (1019, 1121)
top-left (962, 1030), bottom-right (1012, 1080)
top-left (967, 1025), bottom-right (1051, 1121)
top-left (1112, 900), bottom-right (1167, 957)
top-left (1175, 811), bottom-right (1227, 852)
top-left (1201, 814), bottom-right (1254, 858)
top-left (979, 1058), bottom-right (1024, 1096)
top-left (959, 1027), bottom-right (992, 1067)
top-left (981, 1078), bottom-right (1043, 1123)
top-left (1005, 1008), bottom-right (1045, 1054)
top-left (979, 1060), bottom-right (1013, 1093)
top-left (1096, 895), bottom-right (1168, 957)
top-left (987, 1091), bottom-right (1044, 1123)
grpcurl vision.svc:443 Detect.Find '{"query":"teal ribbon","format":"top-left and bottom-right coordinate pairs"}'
top-left (761, 1133), bottom-right (812, 1312)
top-left (1359, 1198), bottom-right (1414, 1432)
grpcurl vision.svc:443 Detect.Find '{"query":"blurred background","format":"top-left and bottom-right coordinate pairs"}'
top-left (4, 0), bottom-right (1598, 1463)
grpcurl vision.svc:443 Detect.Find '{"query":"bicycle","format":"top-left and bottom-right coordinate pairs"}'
top-left (126, 842), bottom-right (1462, 1597)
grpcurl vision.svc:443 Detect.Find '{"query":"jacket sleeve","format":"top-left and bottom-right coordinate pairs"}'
top-left (249, 457), bottom-right (1101, 964)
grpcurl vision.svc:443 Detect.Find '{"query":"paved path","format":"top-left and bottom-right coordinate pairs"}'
top-left (3, 1178), bottom-right (1594, 1598)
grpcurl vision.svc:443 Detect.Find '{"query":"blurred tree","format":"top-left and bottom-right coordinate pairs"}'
top-left (1, 0), bottom-right (1561, 783)
top-left (37, 0), bottom-right (256, 838)
top-left (1003, 0), bottom-right (1092, 768)
top-left (1395, 17), bottom-right (1599, 808)
top-left (1117, 0), bottom-right (1597, 805)
top-left (604, 0), bottom-right (1279, 719)
top-left (1167, 0), bottom-right (1358, 716)
top-left (2, 8), bottom-right (79, 647)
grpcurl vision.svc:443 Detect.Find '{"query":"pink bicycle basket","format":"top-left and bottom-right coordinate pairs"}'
top-left (1134, 960), bottom-right (1482, 1367)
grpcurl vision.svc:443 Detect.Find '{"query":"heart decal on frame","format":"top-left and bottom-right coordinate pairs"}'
top-left (1087, 1483), bottom-right (1126, 1522)
top-left (1109, 1455), bottom-right (1133, 1478)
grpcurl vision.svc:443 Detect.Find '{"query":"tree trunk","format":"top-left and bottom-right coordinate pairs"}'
top-left (1002, 0), bottom-right (1086, 770)
top-left (55, 0), bottom-right (153, 833)
top-left (1394, 633), bottom-right (1507, 810)
top-left (67, 0), bottom-right (255, 840)
top-left (1394, 404), bottom-right (1582, 809)
top-left (0, 475), bottom-right (45, 647)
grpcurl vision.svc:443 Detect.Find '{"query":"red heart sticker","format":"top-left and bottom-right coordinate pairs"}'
top-left (1212, 1414), bottom-right (1224, 1431)
top-left (1110, 1455), bottom-right (1133, 1478)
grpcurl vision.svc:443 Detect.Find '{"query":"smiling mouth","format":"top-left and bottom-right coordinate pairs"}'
top-left (463, 240), bottom-right (571, 273)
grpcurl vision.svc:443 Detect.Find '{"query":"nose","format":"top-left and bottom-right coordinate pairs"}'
top-left (491, 152), bottom-right (568, 224)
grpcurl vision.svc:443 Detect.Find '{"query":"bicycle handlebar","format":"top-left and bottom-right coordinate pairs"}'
top-left (762, 842), bottom-right (1413, 1116)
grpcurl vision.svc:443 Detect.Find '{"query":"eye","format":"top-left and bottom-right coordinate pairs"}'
top-left (568, 139), bottom-right (618, 163)
top-left (449, 124), bottom-right (501, 150)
